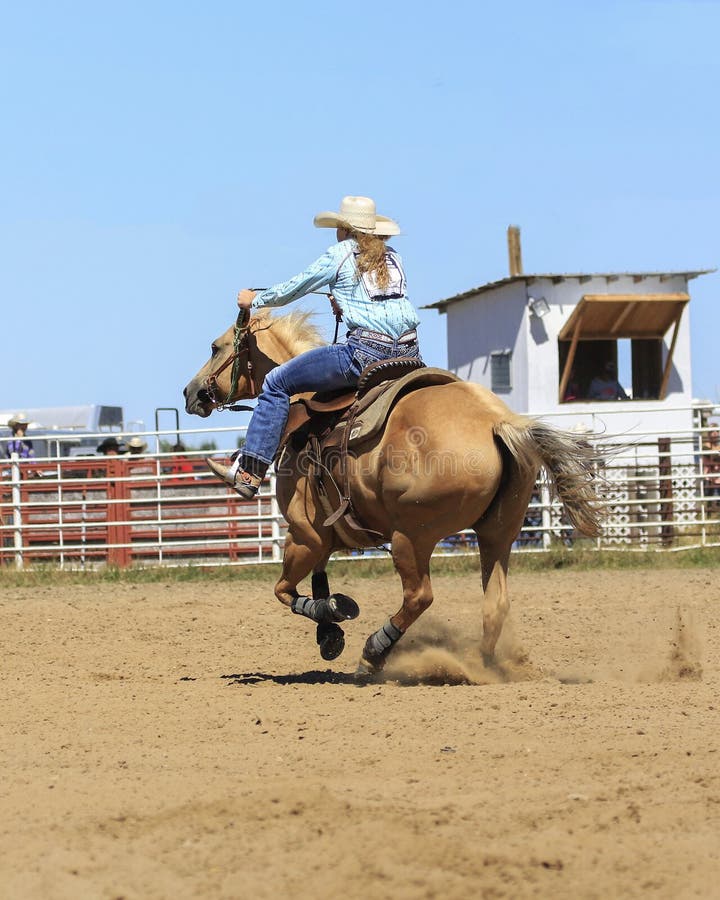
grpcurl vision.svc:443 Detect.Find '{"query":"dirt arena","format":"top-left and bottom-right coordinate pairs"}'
top-left (2, 565), bottom-right (719, 899)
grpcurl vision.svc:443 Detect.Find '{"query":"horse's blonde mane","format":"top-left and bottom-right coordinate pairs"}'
top-left (252, 309), bottom-right (326, 356)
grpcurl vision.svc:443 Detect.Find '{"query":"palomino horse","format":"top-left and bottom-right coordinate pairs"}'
top-left (184, 310), bottom-right (602, 677)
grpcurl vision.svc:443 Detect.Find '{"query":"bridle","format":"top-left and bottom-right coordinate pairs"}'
top-left (202, 289), bottom-right (343, 411)
top-left (203, 309), bottom-right (258, 411)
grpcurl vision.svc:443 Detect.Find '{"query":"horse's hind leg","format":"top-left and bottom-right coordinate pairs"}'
top-left (275, 532), bottom-right (359, 661)
top-left (473, 535), bottom-right (512, 664)
top-left (357, 531), bottom-right (434, 677)
top-left (473, 458), bottom-right (537, 664)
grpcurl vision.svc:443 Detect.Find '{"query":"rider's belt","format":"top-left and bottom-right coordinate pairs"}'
top-left (350, 328), bottom-right (418, 345)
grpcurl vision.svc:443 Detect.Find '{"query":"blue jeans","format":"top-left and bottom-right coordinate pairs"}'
top-left (243, 334), bottom-right (422, 467)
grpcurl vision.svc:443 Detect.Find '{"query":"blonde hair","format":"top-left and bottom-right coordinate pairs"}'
top-left (349, 229), bottom-right (391, 291)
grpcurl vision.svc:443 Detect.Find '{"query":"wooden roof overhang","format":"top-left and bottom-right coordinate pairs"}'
top-left (557, 293), bottom-right (690, 403)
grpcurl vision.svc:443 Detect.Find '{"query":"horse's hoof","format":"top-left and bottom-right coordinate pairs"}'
top-left (354, 657), bottom-right (380, 682)
top-left (317, 622), bottom-right (345, 661)
top-left (328, 593), bottom-right (360, 622)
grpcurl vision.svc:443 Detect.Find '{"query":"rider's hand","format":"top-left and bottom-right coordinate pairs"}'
top-left (237, 289), bottom-right (256, 310)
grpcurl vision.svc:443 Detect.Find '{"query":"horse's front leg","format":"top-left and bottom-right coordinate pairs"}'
top-left (356, 531), bottom-right (434, 678)
top-left (276, 532), bottom-right (360, 661)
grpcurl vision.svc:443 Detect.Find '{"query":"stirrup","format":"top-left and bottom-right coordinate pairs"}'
top-left (206, 458), bottom-right (262, 498)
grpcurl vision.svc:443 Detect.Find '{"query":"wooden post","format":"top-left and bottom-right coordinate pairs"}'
top-left (658, 437), bottom-right (673, 546)
top-left (107, 458), bottom-right (131, 567)
top-left (558, 315), bottom-right (583, 403)
top-left (507, 225), bottom-right (523, 276)
top-left (659, 312), bottom-right (682, 400)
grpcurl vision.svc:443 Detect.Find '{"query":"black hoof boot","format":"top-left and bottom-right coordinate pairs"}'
top-left (355, 619), bottom-right (403, 679)
top-left (317, 621), bottom-right (345, 660)
top-left (291, 591), bottom-right (359, 625)
top-left (326, 593), bottom-right (360, 622)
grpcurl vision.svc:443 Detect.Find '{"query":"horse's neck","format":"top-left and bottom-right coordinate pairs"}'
top-left (251, 327), bottom-right (301, 388)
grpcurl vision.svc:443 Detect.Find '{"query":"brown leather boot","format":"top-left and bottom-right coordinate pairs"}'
top-left (206, 458), bottom-right (263, 499)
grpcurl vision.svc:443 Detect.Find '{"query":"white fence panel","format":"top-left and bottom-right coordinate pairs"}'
top-left (2, 409), bottom-right (719, 570)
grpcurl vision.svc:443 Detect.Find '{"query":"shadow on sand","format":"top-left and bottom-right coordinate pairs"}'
top-left (222, 670), bottom-right (359, 686)
top-left (220, 666), bottom-right (507, 687)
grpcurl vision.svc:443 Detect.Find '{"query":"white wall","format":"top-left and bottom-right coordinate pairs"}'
top-left (446, 282), bottom-right (529, 410)
top-left (444, 274), bottom-right (696, 436)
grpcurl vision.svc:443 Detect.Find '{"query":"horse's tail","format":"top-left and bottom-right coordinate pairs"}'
top-left (494, 419), bottom-right (604, 537)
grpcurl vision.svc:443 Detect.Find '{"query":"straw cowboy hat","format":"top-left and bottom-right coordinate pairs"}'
top-left (127, 436), bottom-right (148, 454)
top-left (8, 413), bottom-right (29, 429)
top-left (313, 196), bottom-right (400, 236)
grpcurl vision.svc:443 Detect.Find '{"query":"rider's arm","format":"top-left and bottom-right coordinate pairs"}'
top-left (251, 246), bottom-right (342, 310)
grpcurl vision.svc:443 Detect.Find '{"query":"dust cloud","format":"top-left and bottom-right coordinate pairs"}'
top-left (382, 614), bottom-right (538, 685)
top-left (382, 604), bottom-right (704, 687)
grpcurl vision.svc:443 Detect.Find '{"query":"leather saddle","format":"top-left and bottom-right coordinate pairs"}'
top-left (283, 357), bottom-right (425, 448)
top-left (279, 358), bottom-right (460, 547)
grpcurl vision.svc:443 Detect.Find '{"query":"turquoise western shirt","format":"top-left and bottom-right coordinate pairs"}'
top-left (250, 239), bottom-right (419, 339)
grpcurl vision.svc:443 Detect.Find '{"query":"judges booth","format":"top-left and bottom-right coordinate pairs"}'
top-left (423, 227), bottom-right (715, 548)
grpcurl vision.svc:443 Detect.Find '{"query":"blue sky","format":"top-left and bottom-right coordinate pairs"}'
top-left (2, 0), bottom-right (718, 440)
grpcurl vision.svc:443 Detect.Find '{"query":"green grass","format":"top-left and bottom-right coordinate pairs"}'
top-left (1, 545), bottom-right (718, 588)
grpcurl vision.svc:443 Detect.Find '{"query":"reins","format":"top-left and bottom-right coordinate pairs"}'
top-left (251, 288), bottom-right (344, 343)
top-left (204, 289), bottom-right (344, 411)
top-left (204, 309), bottom-right (258, 412)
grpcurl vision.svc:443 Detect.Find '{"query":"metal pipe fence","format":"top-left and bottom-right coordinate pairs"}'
top-left (1, 413), bottom-right (719, 570)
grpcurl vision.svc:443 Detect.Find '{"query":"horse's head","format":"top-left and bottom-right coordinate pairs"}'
top-left (184, 310), bottom-right (255, 417)
top-left (184, 308), bottom-right (325, 418)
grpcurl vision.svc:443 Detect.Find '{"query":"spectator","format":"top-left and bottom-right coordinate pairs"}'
top-left (6, 414), bottom-right (35, 458)
top-left (126, 437), bottom-right (148, 456)
top-left (588, 361), bottom-right (628, 401)
top-left (97, 436), bottom-right (124, 456)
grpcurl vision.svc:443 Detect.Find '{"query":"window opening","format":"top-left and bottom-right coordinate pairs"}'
top-left (559, 337), bottom-right (662, 402)
top-left (491, 350), bottom-right (512, 393)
